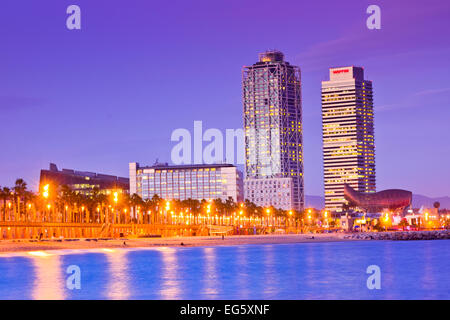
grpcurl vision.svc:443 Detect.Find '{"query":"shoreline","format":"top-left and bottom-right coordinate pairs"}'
top-left (0, 234), bottom-right (354, 254)
top-left (0, 230), bottom-right (448, 255)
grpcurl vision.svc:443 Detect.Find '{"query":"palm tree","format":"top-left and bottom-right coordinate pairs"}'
top-left (213, 198), bottom-right (224, 216)
top-left (13, 179), bottom-right (27, 221)
top-left (224, 196), bottom-right (236, 216)
top-left (181, 198), bottom-right (201, 224)
top-left (244, 199), bottom-right (257, 217)
top-left (143, 195), bottom-right (158, 224)
top-left (23, 190), bottom-right (35, 222)
top-left (142, 198), bottom-right (153, 224)
top-left (96, 193), bottom-right (108, 223)
top-left (130, 193), bottom-right (144, 223)
top-left (59, 185), bottom-right (74, 222)
top-left (0, 187), bottom-right (11, 221)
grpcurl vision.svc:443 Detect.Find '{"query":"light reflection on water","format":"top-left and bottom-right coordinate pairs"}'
top-left (202, 247), bottom-right (218, 297)
top-left (158, 247), bottom-right (181, 300)
top-left (235, 246), bottom-right (250, 299)
top-left (262, 245), bottom-right (279, 299)
top-left (104, 249), bottom-right (130, 300)
top-left (31, 252), bottom-right (65, 300)
top-left (0, 240), bottom-right (449, 300)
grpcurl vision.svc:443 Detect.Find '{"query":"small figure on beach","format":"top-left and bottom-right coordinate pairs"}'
top-left (180, 242), bottom-right (185, 246)
top-left (222, 235), bottom-right (225, 240)
top-left (123, 241), bottom-right (127, 246)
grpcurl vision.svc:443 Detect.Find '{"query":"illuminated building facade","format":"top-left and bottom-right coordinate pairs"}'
top-left (243, 50), bottom-right (304, 211)
top-left (129, 163), bottom-right (243, 202)
top-left (39, 163), bottom-right (129, 196)
top-left (322, 66), bottom-right (375, 212)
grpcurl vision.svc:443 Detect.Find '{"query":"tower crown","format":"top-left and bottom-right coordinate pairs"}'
top-left (258, 50), bottom-right (284, 63)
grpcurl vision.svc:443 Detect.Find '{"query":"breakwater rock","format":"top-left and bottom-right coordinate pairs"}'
top-left (343, 230), bottom-right (450, 241)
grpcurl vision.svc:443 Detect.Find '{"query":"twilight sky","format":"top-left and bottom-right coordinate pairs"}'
top-left (0, 0), bottom-right (449, 197)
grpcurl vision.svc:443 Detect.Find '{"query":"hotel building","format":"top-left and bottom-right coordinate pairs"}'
top-left (39, 163), bottom-right (129, 196)
top-left (321, 66), bottom-right (376, 212)
top-left (129, 163), bottom-right (243, 202)
top-left (243, 50), bottom-right (304, 211)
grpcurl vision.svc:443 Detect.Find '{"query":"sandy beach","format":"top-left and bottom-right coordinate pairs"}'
top-left (2, 231), bottom-right (447, 255)
top-left (0, 233), bottom-right (355, 254)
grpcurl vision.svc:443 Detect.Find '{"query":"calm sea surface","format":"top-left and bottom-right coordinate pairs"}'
top-left (0, 240), bottom-right (449, 299)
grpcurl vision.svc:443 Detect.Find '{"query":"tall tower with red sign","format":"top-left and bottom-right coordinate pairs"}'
top-left (321, 66), bottom-right (375, 212)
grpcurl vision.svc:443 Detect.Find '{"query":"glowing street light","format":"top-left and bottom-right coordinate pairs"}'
top-left (42, 184), bottom-right (49, 199)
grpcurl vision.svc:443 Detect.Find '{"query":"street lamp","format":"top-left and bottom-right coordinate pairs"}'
top-left (42, 184), bottom-right (49, 199)
top-left (266, 208), bottom-right (271, 226)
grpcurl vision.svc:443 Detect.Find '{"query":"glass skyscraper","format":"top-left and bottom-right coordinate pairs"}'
top-left (243, 51), bottom-right (304, 211)
top-left (321, 66), bottom-right (376, 212)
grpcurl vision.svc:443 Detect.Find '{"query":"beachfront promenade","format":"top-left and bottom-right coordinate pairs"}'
top-left (0, 183), bottom-right (302, 240)
top-left (0, 221), bottom-right (205, 239)
top-left (0, 219), bottom-right (299, 240)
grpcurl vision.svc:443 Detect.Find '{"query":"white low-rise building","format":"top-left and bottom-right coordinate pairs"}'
top-left (129, 162), bottom-right (243, 202)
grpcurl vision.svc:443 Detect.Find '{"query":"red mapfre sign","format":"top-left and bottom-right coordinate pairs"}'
top-left (333, 69), bottom-right (349, 74)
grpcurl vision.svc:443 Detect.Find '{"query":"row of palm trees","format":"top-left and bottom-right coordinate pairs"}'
top-left (0, 179), bottom-right (35, 222)
top-left (0, 178), bottom-right (310, 225)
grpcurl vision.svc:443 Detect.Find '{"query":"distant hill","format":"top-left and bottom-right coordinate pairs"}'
top-left (305, 195), bottom-right (325, 209)
top-left (305, 194), bottom-right (450, 210)
top-left (412, 194), bottom-right (450, 209)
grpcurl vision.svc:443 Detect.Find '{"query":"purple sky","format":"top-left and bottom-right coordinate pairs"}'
top-left (0, 0), bottom-right (449, 197)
